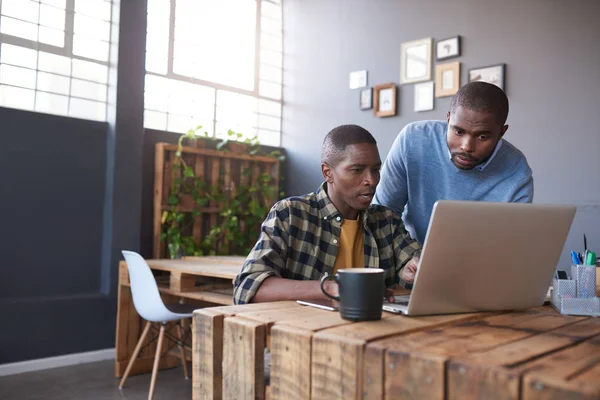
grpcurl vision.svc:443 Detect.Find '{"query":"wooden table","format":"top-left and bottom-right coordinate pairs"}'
top-left (192, 300), bottom-right (600, 400)
top-left (115, 256), bottom-right (243, 378)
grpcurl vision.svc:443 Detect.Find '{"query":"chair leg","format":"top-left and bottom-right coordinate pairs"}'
top-left (119, 320), bottom-right (152, 389)
top-left (148, 324), bottom-right (166, 400)
top-left (177, 319), bottom-right (189, 379)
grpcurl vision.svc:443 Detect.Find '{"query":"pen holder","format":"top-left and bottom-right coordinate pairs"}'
top-left (553, 278), bottom-right (576, 299)
top-left (571, 264), bottom-right (596, 298)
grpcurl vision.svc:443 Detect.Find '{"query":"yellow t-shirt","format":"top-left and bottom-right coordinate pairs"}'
top-left (332, 218), bottom-right (365, 274)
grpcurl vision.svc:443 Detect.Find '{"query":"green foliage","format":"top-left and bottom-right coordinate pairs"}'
top-left (161, 126), bottom-right (285, 259)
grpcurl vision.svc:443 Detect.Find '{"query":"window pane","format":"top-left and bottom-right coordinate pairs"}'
top-left (0, 64), bottom-right (37, 89)
top-left (74, 0), bottom-right (111, 21)
top-left (72, 59), bottom-right (108, 83)
top-left (1, 0), bottom-right (40, 23)
top-left (0, 16), bottom-right (39, 41)
top-left (39, 26), bottom-right (65, 47)
top-left (261, 2), bottom-right (281, 19)
top-left (0, 84), bottom-right (35, 109)
top-left (38, 52), bottom-right (71, 75)
top-left (257, 129), bottom-right (280, 147)
top-left (167, 114), bottom-right (195, 134)
top-left (0, 44), bottom-right (38, 69)
top-left (145, 32), bottom-right (168, 74)
top-left (39, 4), bottom-right (66, 29)
top-left (259, 80), bottom-right (281, 100)
top-left (260, 64), bottom-right (282, 84)
top-left (35, 91), bottom-right (69, 114)
top-left (69, 97), bottom-right (106, 121)
top-left (37, 71), bottom-right (70, 95)
top-left (261, 16), bottom-right (281, 35)
top-left (74, 13), bottom-right (111, 41)
top-left (258, 98), bottom-right (281, 117)
top-left (41, 0), bottom-right (67, 8)
top-left (173, 0), bottom-right (256, 90)
top-left (216, 91), bottom-right (258, 139)
top-left (144, 110), bottom-right (168, 130)
top-left (258, 114), bottom-right (280, 132)
top-left (71, 78), bottom-right (107, 101)
top-left (260, 32), bottom-right (282, 51)
top-left (260, 49), bottom-right (282, 68)
top-left (73, 35), bottom-right (110, 61)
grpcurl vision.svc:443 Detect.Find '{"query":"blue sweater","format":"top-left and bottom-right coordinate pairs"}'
top-left (373, 120), bottom-right (534, 244)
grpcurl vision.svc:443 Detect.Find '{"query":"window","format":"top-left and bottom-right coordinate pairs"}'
top-left (144, 0), bottom-right (283, 146)
top-left (0, 0), bottom-right (112, 121)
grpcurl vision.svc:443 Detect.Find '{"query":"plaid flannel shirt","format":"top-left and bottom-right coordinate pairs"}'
top-left (233, 183), bottom-right (421, 304)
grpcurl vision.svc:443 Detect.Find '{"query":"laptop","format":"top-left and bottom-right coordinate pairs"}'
top-left (382, 200), bottom-right (576, 316)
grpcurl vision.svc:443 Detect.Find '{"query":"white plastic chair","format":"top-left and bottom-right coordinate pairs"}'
top-left (119, 250), bottom-right (196, 400)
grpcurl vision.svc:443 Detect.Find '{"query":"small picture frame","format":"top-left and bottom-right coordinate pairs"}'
top-left (400, 37), bottom-right (433, 84)
top-left (373, 83), bottom-right (397, 117)
top-left (435, 61), bottom-right (461, 98)
top-left (414, 81), bottom-right (434, 112)
top-left (349, 70), bottom-right (368, 89)
top-left (468, 63), bottom-right (506, 90)
top-left (436, 35), bottom-right (461, 61)
top-left (359, 87), bottom-right (373, 110)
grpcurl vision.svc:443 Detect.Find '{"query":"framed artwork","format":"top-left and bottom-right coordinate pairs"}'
top-left (436, 36), bottom-right (461, 61)
top-left (468, 63), bottom-right (505, 90)
top-left (414, 81), bottom-right (434, 112)
top-left (373, 83), bottom-right (397, 117)
top-left (359, 87), bottom-right (372, 110)
top-left (400, 37), bottom-right (433, 84)
top-left (349, 70), bottom-right (368, 89)
top-left (435, 61), bottom-right (461, 98)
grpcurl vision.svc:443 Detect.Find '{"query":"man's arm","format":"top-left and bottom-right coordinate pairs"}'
top-left (391, 213), bottom-right (422, 289)
top-left (251, 277), bottom-right (338, 303)
top-left (372, 128), bottom-right (409, 215)
top-left (511, 173), bottom-right (534, 203)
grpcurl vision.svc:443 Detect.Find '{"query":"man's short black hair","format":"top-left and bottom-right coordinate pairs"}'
top-left (450, 81), bottom-right (509, 125)
top-left (321, 124), bottom-right (376, 166)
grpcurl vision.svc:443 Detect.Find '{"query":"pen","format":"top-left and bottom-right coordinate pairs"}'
top-left (583, 233), bottom-right (588, 252)
top-left (571, 251), bottom-right (581, 265)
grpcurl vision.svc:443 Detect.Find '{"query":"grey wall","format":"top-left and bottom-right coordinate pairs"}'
top-left (282, 0), bottom-right (600, 267)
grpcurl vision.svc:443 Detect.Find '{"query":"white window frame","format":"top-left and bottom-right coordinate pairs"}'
top-left (144, 0), bottom-right (283, 146)
top-left (0, 0), bottom-right (113, 121)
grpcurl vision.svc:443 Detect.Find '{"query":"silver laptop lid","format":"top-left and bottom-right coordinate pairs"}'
top-left (407, 201), bottom-right (576, 316)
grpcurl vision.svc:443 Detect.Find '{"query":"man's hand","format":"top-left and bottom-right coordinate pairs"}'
top-left (401, 256), bottom-right (420, 284)
top-left (385, 285), bottom-right (396, 302)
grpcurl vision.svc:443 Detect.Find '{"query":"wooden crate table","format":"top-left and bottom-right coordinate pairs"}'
top-left (115, 256), bottom-right (243, 378)
top-left (193, 301), bottom-right (600, 400)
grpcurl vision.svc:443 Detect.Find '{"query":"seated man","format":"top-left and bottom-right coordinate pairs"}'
top-left (233, 124), bottom-right (421, 304)
top-left (373, 82), bottom-right (533, 284)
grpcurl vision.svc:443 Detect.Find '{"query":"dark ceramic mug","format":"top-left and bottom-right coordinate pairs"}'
top-left (320, 268), bottom-right (385, 321)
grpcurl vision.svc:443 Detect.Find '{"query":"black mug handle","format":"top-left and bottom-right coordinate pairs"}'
top-left (320, 272), bottom-right (340, 301)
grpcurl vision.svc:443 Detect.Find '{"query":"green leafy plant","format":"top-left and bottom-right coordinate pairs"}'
top-left (160, 127), bottom-right (285, 259)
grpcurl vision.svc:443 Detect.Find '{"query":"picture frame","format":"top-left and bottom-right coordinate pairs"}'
top-left (435, 61), bottom-right (461, 98)
top-left (400, 37), bottom-right (433, 84)
top-left (373, 83), bottom-right (397, 117)
top-left (414, 81), bottom-right (434, 112)
top-left (359, 87), bottom-right (373, 110)
top-left (468, 63), bottom-right (506, 90)
top-left (349, 69), bottom-right (368, 89)
top-left (436, 35), bottom-right (461, 61)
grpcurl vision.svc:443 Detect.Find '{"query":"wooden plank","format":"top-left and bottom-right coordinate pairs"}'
top-left (146, 259), bottom-right (242, 279)
top-left (447, 318), bottom-right (600, 400)
top-left (207, 301), bottom-right (300, 316)
top-left (222, 317), bottom-right (266, 400)
top-left (522, 335), bottom-right (600, 400)
top-left (311, 313), bottom-right (490, 400)
top-left (270, 325), bottom-right (312, 400)
top-left (153, 142), bottom-right (166, 258)
top-left (193, 153), bottom-right (206, 246)
top-left (193, 309), bottom-right (225, 400)
top-left (170, 271), bottom-right (196, 292)
top-left (374, 312), bottom-right (580, 400)
top-left (210, 158), bottom-right (219, 247)
top-left (162, 143), bottom-right (279, 163)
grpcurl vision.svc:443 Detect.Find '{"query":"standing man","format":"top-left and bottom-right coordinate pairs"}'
top-left (373, 82), bottom-right (533, 282)
top-left (233, 124), bottom-right (421, 304)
